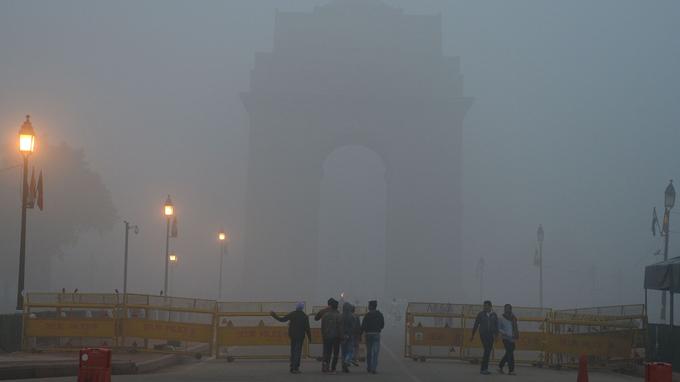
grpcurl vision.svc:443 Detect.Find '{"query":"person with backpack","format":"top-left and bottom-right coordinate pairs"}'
top-left (340, 302), bottom-right (357, 373)
top-left (361, 300), bottom-right (385, 374)
top-left (319, 298), bottom-right (342, 373)
top-left (470, 300), bottom-right (499, 375)
top-left (270, 302), bottom-right (312, 374)
top-left (497, 304), bottom-right (519, 375)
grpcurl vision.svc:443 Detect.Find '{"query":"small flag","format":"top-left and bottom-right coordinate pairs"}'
top-left (36, 171), bottom-right (44, 211)
top-left (26, 167), bottom-right (36, 208)
top-left (652, 207), bottom-right (659, 236)
top-left (171, 216), bottom-right (178, 238)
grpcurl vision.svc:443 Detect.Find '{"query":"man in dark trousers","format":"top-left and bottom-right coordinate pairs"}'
top-left (470, 300), bottom-right (499, 375)
top-left (270, 302), bottom-right (311, 374)
top-left (316, 298), bottom-right (342, 373)
top-left (361, 300), bottom-right (385, 374)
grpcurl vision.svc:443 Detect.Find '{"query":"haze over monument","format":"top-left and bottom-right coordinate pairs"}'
top-left (242, 0), bottom-right (471, 302)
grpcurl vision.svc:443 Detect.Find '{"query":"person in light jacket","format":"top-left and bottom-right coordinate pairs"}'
top-left (497, 304), bottom-right (519, 375)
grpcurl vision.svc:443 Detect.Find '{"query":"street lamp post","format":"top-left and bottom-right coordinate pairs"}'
top-left (661, 180), bottom-right (675, 321)
top-left (218, 230), bottom-right (229, 300)
top-left (16, 116), bottom-right (36, 310)
top-left (123, 221), bottom-right (139, 295)
top-left (537, 224), bottom-right (544, 310)
top-left (163, 195), bottom-right (174, 296)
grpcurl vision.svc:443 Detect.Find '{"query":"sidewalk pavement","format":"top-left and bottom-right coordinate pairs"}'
top-left (0, 350), bottom-right (186, 380)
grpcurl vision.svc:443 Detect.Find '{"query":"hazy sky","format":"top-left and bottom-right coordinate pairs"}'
top-left (1, 0), bottom-right (679, 316)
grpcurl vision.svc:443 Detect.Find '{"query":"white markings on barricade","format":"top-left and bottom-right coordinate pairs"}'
top-left (382, 341), bottom-right (424, 382)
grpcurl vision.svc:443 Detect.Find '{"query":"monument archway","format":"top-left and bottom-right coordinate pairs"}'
top-left (317, 145), bottom-right (387, 304)
top-left (241, 0), bottom-right (472, 302)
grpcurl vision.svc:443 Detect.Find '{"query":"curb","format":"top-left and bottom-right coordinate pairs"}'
top-left (0, 354), bottom-right (183, 380)
top-left (135, 353), bottom-right (182, 374)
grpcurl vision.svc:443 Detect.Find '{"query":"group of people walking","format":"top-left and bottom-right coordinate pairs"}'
top-left (270, 298), bottom-right (384, 375)
top-left (469, 300), bottom-right (519, 375)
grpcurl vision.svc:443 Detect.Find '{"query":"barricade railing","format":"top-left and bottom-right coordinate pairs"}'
top-left (23, 293), bottom-right (217, 355)
top-left (23, 293), bottom-right (119, 351)
top-left (547, 304), bottom-right (646, 367)
top-left (215, 301), bottom-right (299, 360)
top-left (405, 302), bottom-right (646, 368)
top-left (23, 294), bottom-right (323, 360)
top-left (120, 294), bottom-right (216, 355)
top-left (405, 303), bottom-right (550, 365)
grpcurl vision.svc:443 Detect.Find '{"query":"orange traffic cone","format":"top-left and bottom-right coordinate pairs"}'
top-left (577, 355), bottom-right (589, 382)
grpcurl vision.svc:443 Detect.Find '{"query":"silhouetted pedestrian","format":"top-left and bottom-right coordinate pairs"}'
top-left (497, 304), bottom-right (519, 375)
top-left (271, 302), bottom-right (311, 374)
top-left (361, 300), bottom-right (384, 374)
top-left (319, 298), bottom-right (341, 373)
top-left (470, 300), bottom-right (498, 375)
top-left (351, 305), bottom-right (361, 366)
top-left (340, 302), bottom-right (357, 373)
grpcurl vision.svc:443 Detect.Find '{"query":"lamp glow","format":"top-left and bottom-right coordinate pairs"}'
top-left (18, 115), bottom-right (36, 154)
top-left (164, 195), bottom-right (174, 216)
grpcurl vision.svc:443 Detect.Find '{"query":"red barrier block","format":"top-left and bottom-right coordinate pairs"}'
top-left (78, 348), bottom-right (111, 382)
top-left (646, 362), bottom-right (672, 382)
top-left (577, 355), bottom-right (589, 382)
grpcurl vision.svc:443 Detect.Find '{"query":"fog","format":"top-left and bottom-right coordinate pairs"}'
top-left (1, 0), bottom-right (679, 319)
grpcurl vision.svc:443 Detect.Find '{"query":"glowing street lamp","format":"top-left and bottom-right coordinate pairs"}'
top-left (19, 116), bottom-right (36, 154)
top-left (16, 116), bottom-right (36, 310)
top-left (217, 229), bottom-right (229, 300)
top-left (164, 196), bottom-right (174, 217)
top-left (169, 254), bottom-right (178, 263)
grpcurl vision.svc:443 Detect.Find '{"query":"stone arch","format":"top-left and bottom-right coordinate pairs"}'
top-left (317, 145), bottom-right (387, 303)
top-left (241, 1), bottom-right (471, 302)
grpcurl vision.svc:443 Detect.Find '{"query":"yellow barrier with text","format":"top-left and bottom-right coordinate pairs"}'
top-left (215, 302), bottom-right (299, 360)
top-left (405, 302), bottom-right (645, 368)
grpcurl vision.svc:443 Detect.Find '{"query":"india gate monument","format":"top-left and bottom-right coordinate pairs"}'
top-left (242, 0), bottom-right (472, 302)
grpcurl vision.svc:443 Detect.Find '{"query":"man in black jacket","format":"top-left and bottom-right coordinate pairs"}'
top-left (271, 302), bottom-right (311, 374)
top-left (319, 298), bottom-right (342, 373)
top-left (361, 300), bottom-right (385, 374)
top-left (470, 300), bottom-right (499, 375)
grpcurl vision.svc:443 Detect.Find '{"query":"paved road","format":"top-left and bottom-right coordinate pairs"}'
top-left (7, 338), bottom-right (641, 382)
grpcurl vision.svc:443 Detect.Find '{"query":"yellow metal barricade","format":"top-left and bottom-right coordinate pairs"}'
top-left (461, 304), bottom-right (551, 366)
top-left (405, 303), bottom-right (466, 361)
top-left (120, 294), bottom-right (216, 355)
top-left (23, 293), bottom-right (120, 351)
top-left (404, 302), bottom-right (646, 369)
top-left (215, 301), bottom-right (299, 360)
top-left (546, 304), bottom-right (646, 367)
top-left (25, 292), bottom-right (646, 369)
top-left (405, 303), bottom-right (551, 365)
top-left (405, 303), bottom-right (548, 364)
